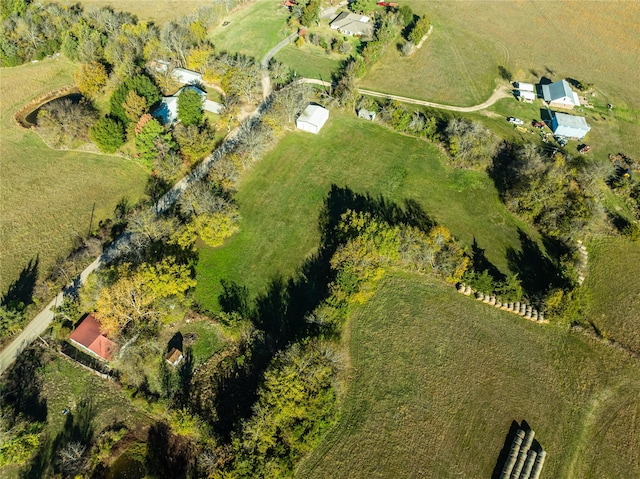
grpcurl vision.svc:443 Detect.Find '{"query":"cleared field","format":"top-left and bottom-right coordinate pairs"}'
top-left (582, 237), bottom-right (640, 353)
top-left (195, 112), bottom-right (536, 311)
top-left (275, 43), bottom-right (342, 81)
top-left (0, 59), bottom-right (148, 295)
top-left (299, 273), bottom-right (640, 479)
top-left (47, 0), bottom-right (211, 24)
top-left (209, 0), bottom-right (290, 60)
top-left (361, 1), bottom-right (640, 111)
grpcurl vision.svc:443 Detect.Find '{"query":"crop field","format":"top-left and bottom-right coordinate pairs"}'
top-left (0, 59), bottom-right (148, 295)
top-left (361, 1), bottom-right (640, 111)
top-left (48, 0), bottom-right (212, 24)
top-left (208, 0), bottom-right (290, 61)
top-left (195, 112), bottom-right (537, 311)
top-left (582, 237), bottom-right (640, 354)
top-left (299, 273), bottom-right (640, 479)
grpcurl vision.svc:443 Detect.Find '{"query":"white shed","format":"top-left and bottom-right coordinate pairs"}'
top-left (171, 67), bottom-right (202, 85)
top-left (516, 82), bottom-right (535, 92)
top-left (551, 112), bottom-right (591, 139)
top-left (296, 105), bottom-right (329, 134)
top-left (518, 90), bottom-right (536, 102)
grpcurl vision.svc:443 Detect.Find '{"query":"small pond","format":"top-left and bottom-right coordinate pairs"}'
top-left (23, 91), bottom-right (83, 127)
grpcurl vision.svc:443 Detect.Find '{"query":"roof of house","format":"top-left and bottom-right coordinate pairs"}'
top-left (69, 313), bottom-right (118, 361)
top-left (330, 12), bottom-right (373, 35)
top-left (542, 80), bottom-right (579, 105)
top-left (297, 104), bottom-right (329, 127)
top-left (153, 95), bottom-right (179, 124)
top-left (171, 68), bottom-right (202, 85)
top-left (553, 112), bottom-right (590, 130)
top-left (166, 347), bottom-right (184, 366)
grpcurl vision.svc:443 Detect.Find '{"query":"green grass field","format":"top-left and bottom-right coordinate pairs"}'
top-left (361, 1), bottom-right (640, 113)
top-left (275, 43), bottom-right (342, 81)
top-left (48, 0), bottom-right (212, 24)
top-left (298, 273), bottom-right (640, 479)
top-left (209, 0), bottom-right (290, 61)
top-left (582, 237), bottom-right (640, 353)
top-left (195, 111), bottom-right (537, 311)
top-left (0, 59), bottom-right (148, 295)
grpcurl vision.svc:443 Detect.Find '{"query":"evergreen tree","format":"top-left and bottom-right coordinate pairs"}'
top-left (177, 87), bottom-right (204, 126)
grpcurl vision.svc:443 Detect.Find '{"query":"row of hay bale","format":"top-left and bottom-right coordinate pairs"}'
top-left (456, 284), bottom-right (547, 323)
top-left (500, 428), bottom-right (547, 479)
top-left (576, 239), bottom-right (588, 285)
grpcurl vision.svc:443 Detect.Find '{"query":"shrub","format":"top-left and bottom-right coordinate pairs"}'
top-left (90, 117), bottom-right (125, 153)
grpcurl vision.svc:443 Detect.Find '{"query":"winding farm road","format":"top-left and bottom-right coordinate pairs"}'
top-left (1, 11), bottom-right (508, 375)
top-left (358, 84), bottom-right (511, 112)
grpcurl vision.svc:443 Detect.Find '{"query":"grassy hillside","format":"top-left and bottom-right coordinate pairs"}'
top-left (0, 59), bottom-right (148, 294)
top-left (299, 273), bottom-right (640, 479)
top-left (362, 1), bottom-right (640, 108)
top-left (209, 0), bottom-right (290, 60)
top-left (48, 0), bottom-right (212, 24)
top-left (582, 237), bottom-right (640, 353)
top-left (195, 112), bottom-right (536, 311)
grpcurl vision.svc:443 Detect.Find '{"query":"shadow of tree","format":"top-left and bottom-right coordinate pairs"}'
top-left (506, 229), bottom-right (569, 304)
top-left (470, 237), bottom-right (505, 282)
top-left (21, 396), bottom-right (95, 479)
top-left (203, 185), bottom-right (438, 440)
top-left (2, 256), bottom-right (39, 310)
top-left (145, 421), bottom-right (195, 479)
top-left (0, 344), bottom-right (47, 423)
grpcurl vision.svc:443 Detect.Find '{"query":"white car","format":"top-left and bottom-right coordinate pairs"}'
top-left (507, 117), bottom-right (524, 125)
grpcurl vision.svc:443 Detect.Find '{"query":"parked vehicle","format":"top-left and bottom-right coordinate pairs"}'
top-left (507, 117), bottom-right (524, 125)
top-left (578, 145), bottom-right (592, 154)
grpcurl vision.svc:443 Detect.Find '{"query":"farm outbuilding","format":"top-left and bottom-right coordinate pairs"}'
top-left (542, 79), bottom-right (580, 109)
top-left (69, 313), bottom-right (118, 361)
top-left (517, 90), bottom-right (536, 102)
top-left (171, 67), bottom-right (203, 85)
top-left (296, 104), bottom-right (329, 134)
top-left (515, 82), bottom-right (535, 92)
top-left (551, 112), bottom-right (591, 139)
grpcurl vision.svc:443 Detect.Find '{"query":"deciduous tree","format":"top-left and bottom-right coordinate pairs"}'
top-left (74, 61), bottom-right (108, 97)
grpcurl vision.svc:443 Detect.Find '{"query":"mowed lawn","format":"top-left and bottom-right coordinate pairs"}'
top-left (48, 0), bottom-right (212, 24)
top-left (0, 59), bottom-right (148, 294)
top-left (195, 112), bottom-right (536, 310)
top-left (275, 43), bottom-right (342, 81)
top-left (209, 0), bottom-right (290, 60)
top-left (298, 273), bottom-right (640, 479)
top-left (361, 1), bottom-right (640, 110)
top-left (582, 237), bottom-right (640, 353)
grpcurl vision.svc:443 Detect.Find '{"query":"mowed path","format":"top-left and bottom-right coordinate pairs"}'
top-left (358, 84), bottom-right (511, 112)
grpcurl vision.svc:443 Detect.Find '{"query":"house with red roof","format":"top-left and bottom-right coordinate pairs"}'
top-left (69, 313), bottom-right (119, 361)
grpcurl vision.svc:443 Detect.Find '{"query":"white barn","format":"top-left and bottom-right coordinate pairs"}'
top-left (171, 67), bottom-right (202, 85)
top-left (551, 112), bottom-right (591, 139)
top-left (296, 105), bottom-right (329, 134)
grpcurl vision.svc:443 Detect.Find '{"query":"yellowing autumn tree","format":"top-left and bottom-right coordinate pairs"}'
top-left (74, 61), bottom-right (108, 98)
top-left (95, 259), bottom-right (196, 337)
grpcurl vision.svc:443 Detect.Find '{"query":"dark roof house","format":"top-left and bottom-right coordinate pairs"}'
top-left (69, 313), bottom-right (118, 361)
top-left (330, 12), bottom-right (373, 36)
top-left (541, 80), bottom-right (580, 109)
